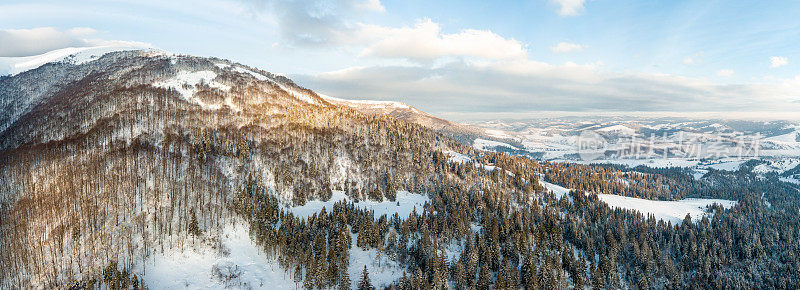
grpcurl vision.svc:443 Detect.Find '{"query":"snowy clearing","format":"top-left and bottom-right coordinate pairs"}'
top-left (348, 233), bottom-right (406, 289)
top-left (485, 129), bottom-right (513, 139)
top-left (780, 177), bottom-right (800, 185)
top-left (138, 222), bottom-right (295, 289)
top-left (234, 66), bottom-right (270, 81)
top-left (444, 151), bottom-right (472, 164)
top-left (597, 194), bottom-right (736, 225)
top-left (444, 150), bottom-right (498, 171)
top-left (692, 169), bottom-right (708, 180)
top-left (539, 178), bottom-right (572, 199)
top-left (536, 176), bottom-right (737, 225)
top-left (753, 158), bottom-right (800, 174)
top-left (702, 160), bottom-right (746, 171)
top-left (290, 190), bottom-right (429, 220)
top-left (764, 130), bottom-right (799, 143)
top-left (473, 138), bottom-right (518, 151)
top-left (152, 70), bottom-right (231, 110)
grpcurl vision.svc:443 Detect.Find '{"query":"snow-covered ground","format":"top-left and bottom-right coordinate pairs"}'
top-left (347, 233), bottom-right (406, 289)
top-left (288, 190), bottom-right (417, 287)
top-left (318, 94), bottom-right (415, 111)
top-left (753, 158), bottom-right (800, 174)
top-left (469, 119), bottom-right (800, 170)
top-left (536, 175), bottom-right (737, 225)
top-left (780, 176), bottom-right (800, 185)
top-left (485, 129), bottom-right (513, 139)
top-left (764, 130), bottom-right (799, 144)
top-left (136, 187), bottom-right (428, 289)
top-left (444, 150), bottom-right (498, 171)
top-left (472, 138), bottom-right (518, 151)
top-left (596, 124), bottom-right (636, 136)
top-left (702, 160), bottom-right (746, 171)
top-left (138, 222), bottom-right (296, 289)
top-left (290, 190), bottom-right (429, 220)
top-left (0, 44), bottom-right (152, 76)
top-left (692, 169), bottom-right (709, 180)
top-left (445, 151), bottom-right (472, 164)
top-left (581, 158), bottom-right (701, 168)
top-left (539, 179), bottom-right (572, 199)
top-left (597, 195), bottom-right (736, 225)
top-left (137, 220), bottom-right (409, 289)
top-left (152, 70), bottom-right (232, 110)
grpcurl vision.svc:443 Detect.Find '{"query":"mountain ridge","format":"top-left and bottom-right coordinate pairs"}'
top-left (2, 49), bottom-right (799, 289)
top-left (1, 48), bottom-right (494, 148)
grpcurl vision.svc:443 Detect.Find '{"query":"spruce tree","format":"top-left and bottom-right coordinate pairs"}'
top-left (358, 265), bottom-right (373, 290)
top-left (476, 266), bottom-right (491, 290)
top-left (338, 270), bottom-right (351, 290)
top-left (293, 265), bottom-right (303, 289)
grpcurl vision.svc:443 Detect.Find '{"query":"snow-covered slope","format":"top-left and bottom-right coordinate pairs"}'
top-left (139, 222), bottom-right (295, 289)
top-left (0, 44), bottom-right (152, 76)
top-left (597, 195), bottom-right (736, 225)
top-left (473, 138), bottom-right (518, 151)
top-left (319, 94), bottom-right (413, 111)
top-left (753, 158), bottom-right (800, 174)
top-left (596, 124), bottom-right (636, 136)
top-left (290, 190), bottom-right (429, 220)
top-left (537, 175), bottom-right (737, 224)
top-left (140, 204), bottom-right (414, 289)
top-left (318, 94), bottom-right (490, 141)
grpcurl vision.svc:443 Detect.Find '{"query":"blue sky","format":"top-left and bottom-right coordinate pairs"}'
top-left (1, 0), bottom-right (799, 120)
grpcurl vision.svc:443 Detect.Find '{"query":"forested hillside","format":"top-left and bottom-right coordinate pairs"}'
top-left (1, 51), bottom-right (798, 289)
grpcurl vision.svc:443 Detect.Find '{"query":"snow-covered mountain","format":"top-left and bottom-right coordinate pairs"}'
top-left (319, 94), bottom-right (488, 142)
top-left (0, 49), bottom-right (444, 287)
top-left (467, 117), bottom-right (800, 170)
top-left (0, 44), bottom-right (151, 76)
top-left (0, 49), bottom-right (505, 288)
top-left (2, 49), bottom-right (799, 289)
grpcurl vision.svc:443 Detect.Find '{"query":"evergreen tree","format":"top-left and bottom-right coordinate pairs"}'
top-left (453, 262), bottom-right (467, 290)
top-left (293, 265), bottom-right (303, 289)
top-left (358, 265), bottom-right (373, 290)
top-left (476, 266), bottom-right (491, 290)
top-left (338, 270), bottom-right (352, 290)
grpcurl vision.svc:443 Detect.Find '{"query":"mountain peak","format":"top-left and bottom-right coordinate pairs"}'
top-left (0, 44), bottom-right (156, 76)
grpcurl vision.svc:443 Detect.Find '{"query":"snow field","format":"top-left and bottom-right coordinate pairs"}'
top-left (472, 138), bottom-right (518, 151)
top-left (152, 70), bottom-right (232, 110)
top-left (137, 187), bottom-right (428, 289)
top-left (536, 175), bottom-right (736, 225)
top-left (138, 222), bottom-right (295, 289)
top-left (0, 44), bottom-right (152, 76)
top-left (596, 195), bottom-right (736, 225)
top-left (290, 190), bottom-right (430, 220)
top-left (347, 233), bottom-right (406, 289)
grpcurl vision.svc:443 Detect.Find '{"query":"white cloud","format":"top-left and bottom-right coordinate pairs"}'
top-left (0, 27), bottom-right (151, 58)
top-left (245, 1), bottom-right (526, 62)
top-left (0, 27), bottom-right (94, 57)
top-left (550, 42), bottom-right (584, 53)
top-left (717, 69), bottom-right (734, 77)
top-left (68, 27), bottom-right (97, 37)
top-left (550, 0), bottom-right (587, 16)
top-left (682, 52), bottom-right (704, 66)
top-left (353, 0), bottom-right (385, 12)
top-left (770, 56), bottom-right (788, 68)
top-left (298, 60), bottom-right (800, 116)
top-left (243, 0), bottom-right (387, 46)
top-left (357, 19), bottom-right (527, 61)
